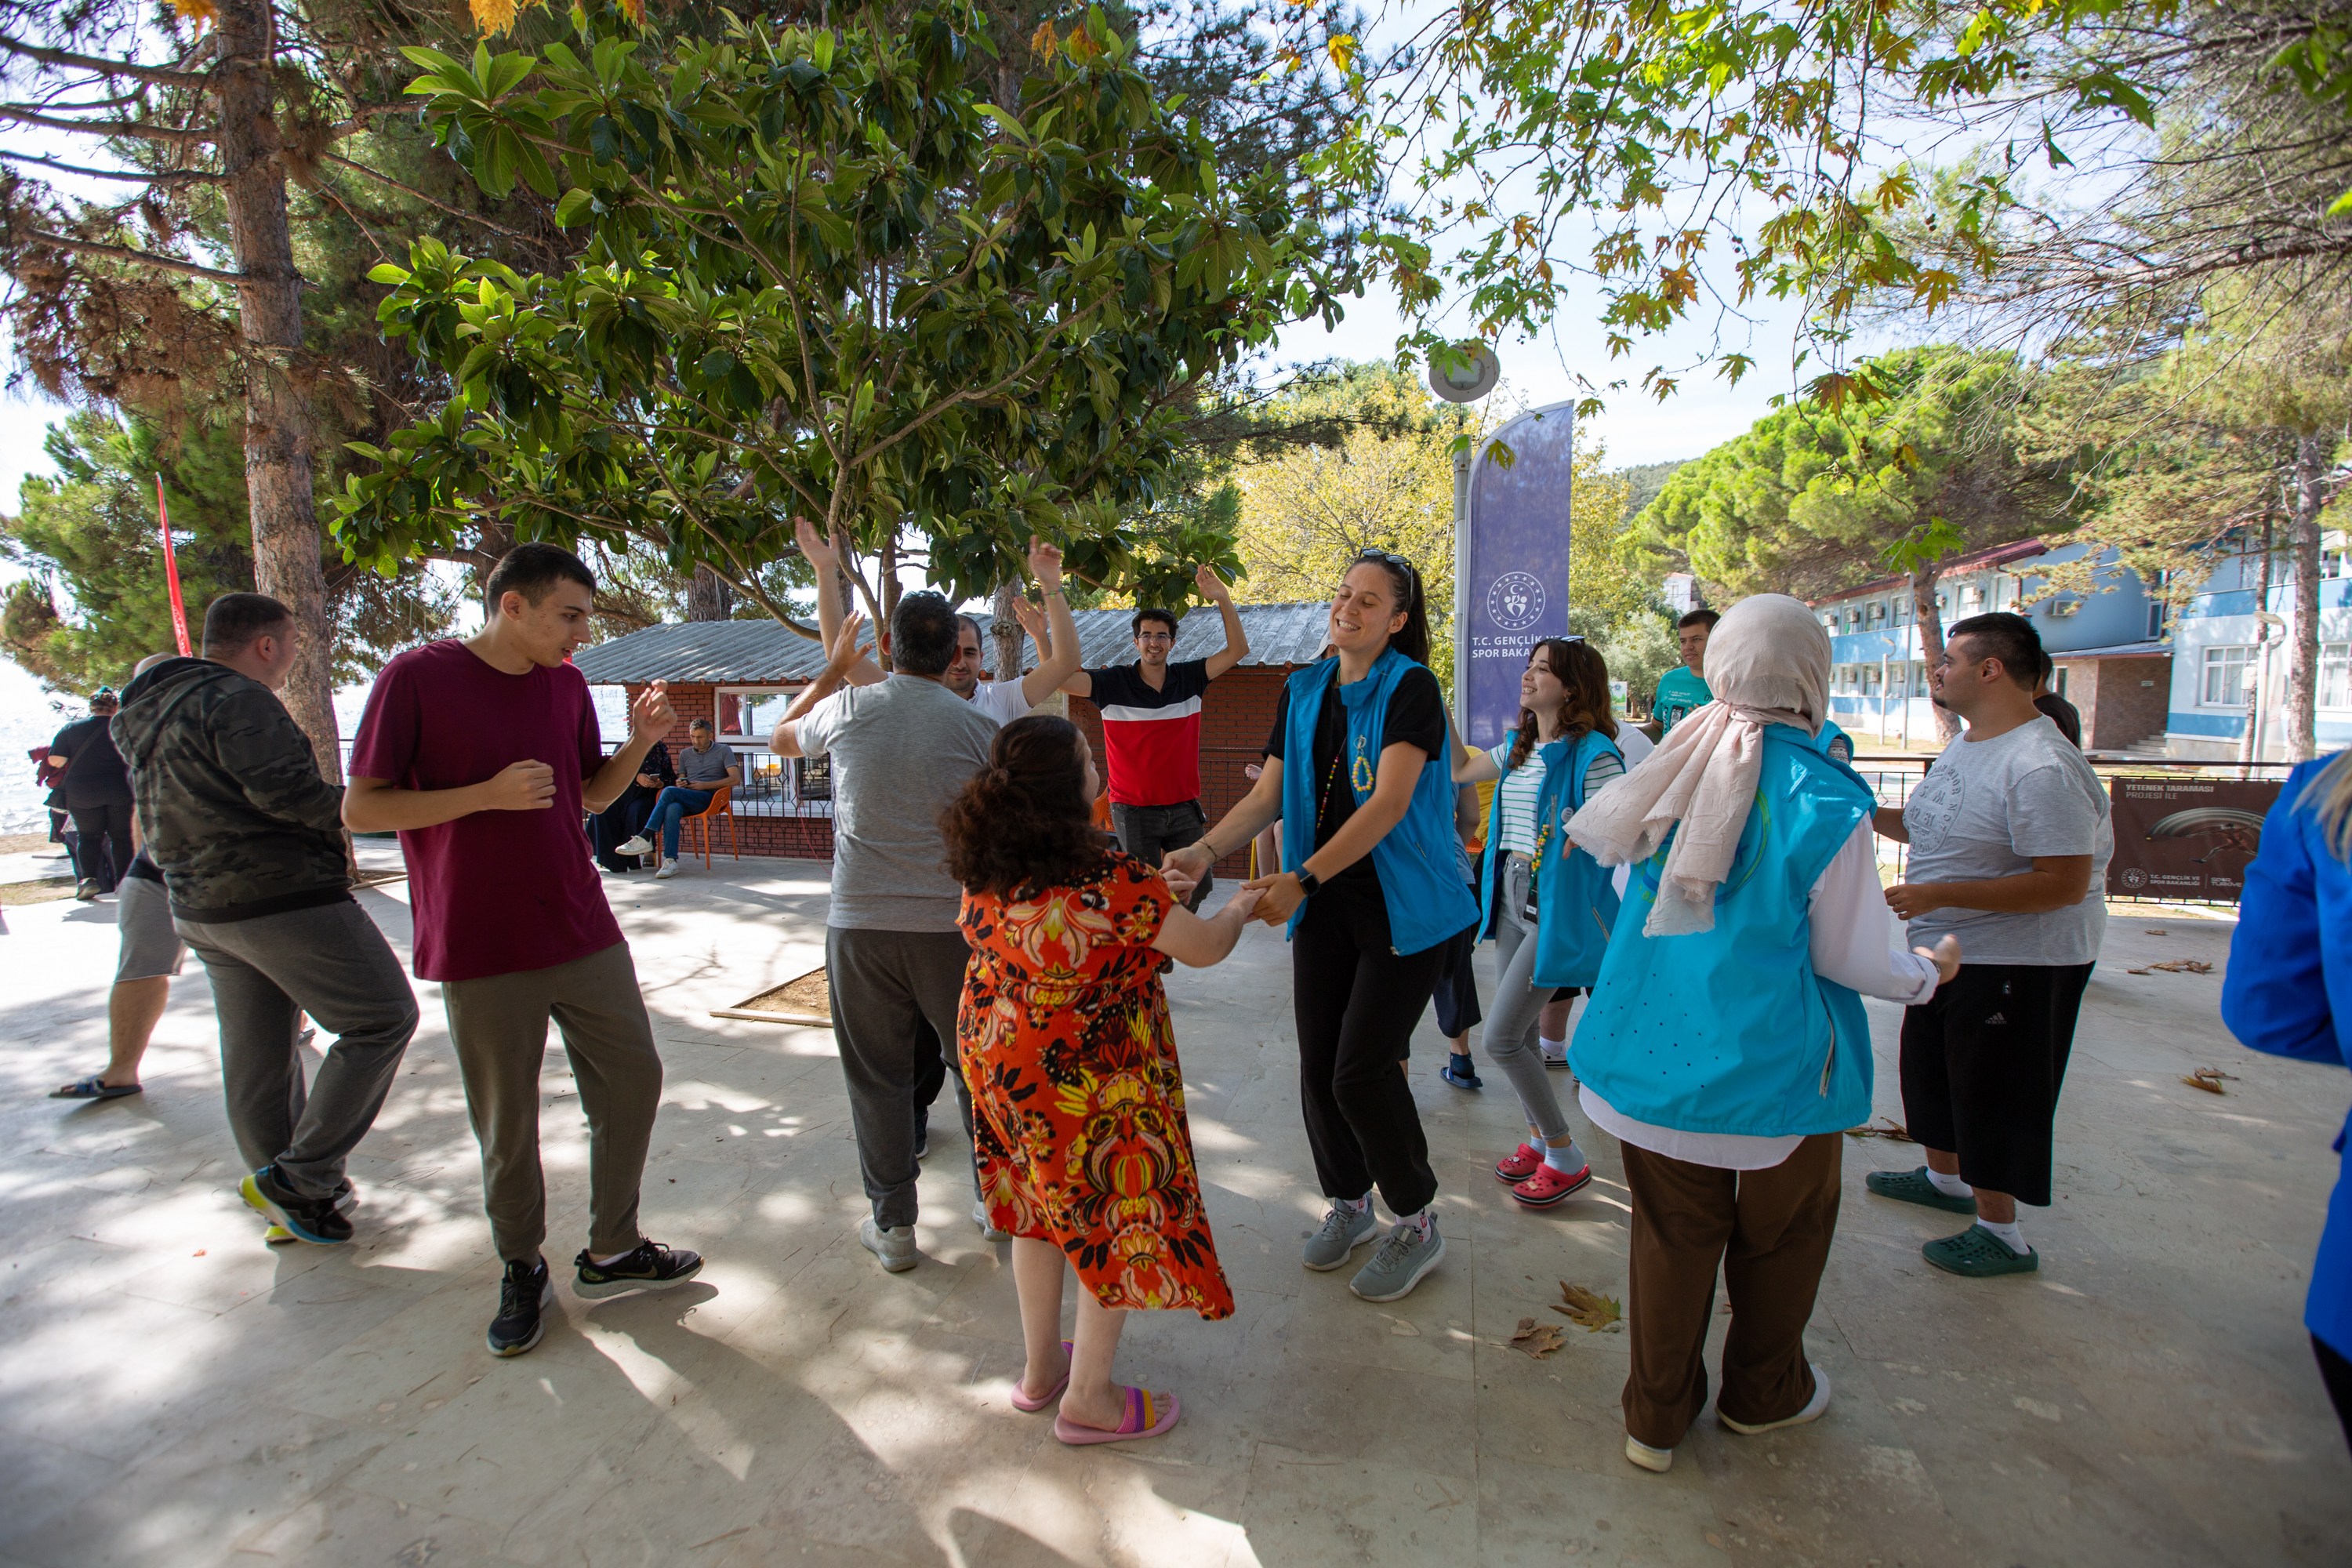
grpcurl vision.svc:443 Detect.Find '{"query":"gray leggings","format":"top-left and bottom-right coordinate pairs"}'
top-left (1483, 854), bottom-right (1574, 1142)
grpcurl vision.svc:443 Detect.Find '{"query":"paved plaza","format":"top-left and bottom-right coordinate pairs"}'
top-left (1, 844), bottom-right (2347, 1568)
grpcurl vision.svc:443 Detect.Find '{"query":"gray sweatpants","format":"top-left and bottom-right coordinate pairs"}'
top-left (825, 926), bottom-right (980, 1229)
top-left (177, 899), bottom-right (419, 1202)
top-left (1483, 854), bottom-right (1575, 1142)
top-left (441, 942), bottom-right (664, 1265)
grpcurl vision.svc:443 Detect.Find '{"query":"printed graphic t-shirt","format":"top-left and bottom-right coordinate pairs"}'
top-left (1651, 666), bottom-right (1713, 735)
top-left (1084, 658), bottom-right (1212, 807)
top-left (349, 641), bottom-right (622, 983)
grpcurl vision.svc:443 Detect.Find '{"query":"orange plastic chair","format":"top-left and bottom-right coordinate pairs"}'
top-left (682, 782), bottom-right (736, 867)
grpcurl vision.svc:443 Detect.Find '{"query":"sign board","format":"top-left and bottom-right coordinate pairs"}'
top-left (2105, 776), bottom-right (2280, 902)
top-left (1457, 404), bottom-right (1575, 749)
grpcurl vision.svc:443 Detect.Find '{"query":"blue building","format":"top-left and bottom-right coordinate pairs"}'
top-left (2159, 529), bottom-right (2351, 760)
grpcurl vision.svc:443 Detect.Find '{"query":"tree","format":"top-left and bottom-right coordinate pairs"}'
top-left (332, 3), bottom-right (1334, 647)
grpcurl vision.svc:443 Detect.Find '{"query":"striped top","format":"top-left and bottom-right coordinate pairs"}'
top-left (1487, 738), bottom-right (1626, 855)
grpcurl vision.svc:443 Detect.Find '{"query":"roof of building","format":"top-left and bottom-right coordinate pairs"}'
top-left (2049, 638), bottom-right (2172, 661)
top-left (570, 601), bottom-right (1335, 686)
top-left (1806, 539), bottom-right (2051, 608)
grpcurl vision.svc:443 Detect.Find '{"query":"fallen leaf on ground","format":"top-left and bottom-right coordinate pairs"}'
top-left (1512, 1317), bottom-right (1566, 1357)
top-left (2145, 927), bottom-right (2168, 935)
top-left (2181, 1067), bottom-right (2236, 1094)
top-left (1845, 1117), bottom-right (1916, 1142)
top-left (1552, 1282), bottom-right (1624, 1333)
top-left (2130, 958), bottom-right (2212, 975)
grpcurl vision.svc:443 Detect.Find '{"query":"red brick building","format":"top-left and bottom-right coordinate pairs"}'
top-left (572, 604), bottom-right (1332, 881)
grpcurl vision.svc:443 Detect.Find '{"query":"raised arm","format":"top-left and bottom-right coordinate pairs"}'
top-left (771, 611), bottom-right (865, 760)
top-left (1017, 537), bottom-right (1083, 706)
top-left (581, 682), bottom-right (674, 812)
top-left (1197, 564), bottom-right (1249, 680)
top-left (798, 516), bottom-right (884, 688)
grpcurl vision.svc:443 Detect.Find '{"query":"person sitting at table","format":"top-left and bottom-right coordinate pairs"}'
top-left (617, 719), bottom-right (739, 878)
top-left (592, 739), bottom-right (673, 873)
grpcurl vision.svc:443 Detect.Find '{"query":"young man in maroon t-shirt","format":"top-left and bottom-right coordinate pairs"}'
top-left (346, 543), bottom-right (702, 1357)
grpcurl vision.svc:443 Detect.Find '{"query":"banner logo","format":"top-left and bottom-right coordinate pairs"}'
top-left (1486, 572), bottom-right (1545, 633)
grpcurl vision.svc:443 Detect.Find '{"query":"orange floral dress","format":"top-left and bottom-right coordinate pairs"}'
top-left (957, 851), bottom-right (1234, 1319)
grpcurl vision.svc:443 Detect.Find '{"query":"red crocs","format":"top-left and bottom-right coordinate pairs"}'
top-left (1494, 1143), bottom-right (1546, 1183)
top-left (1511, 1161), bottom-right (1594, 1208)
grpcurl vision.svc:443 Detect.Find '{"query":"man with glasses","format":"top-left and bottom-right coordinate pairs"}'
top-left (1060, 568), bottom-right (1249, 910)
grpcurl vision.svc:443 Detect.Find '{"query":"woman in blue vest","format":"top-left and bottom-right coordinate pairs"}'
top-left (1563, 594), bottom-right (1959, 1474)
top-left (2221, 750), bottom-right (2352, 1453)
top-left (1452, 637), bottom-right (1625, 1207)
top-left (1163, 550), bottom-right (1475, 1305)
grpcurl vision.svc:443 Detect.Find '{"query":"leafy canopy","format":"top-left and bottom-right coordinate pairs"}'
top-left (332, 1), bottom-right (1339, 622)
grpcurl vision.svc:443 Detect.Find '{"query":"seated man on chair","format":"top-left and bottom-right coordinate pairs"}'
top-left (618, 719), bottom-right (739, 878)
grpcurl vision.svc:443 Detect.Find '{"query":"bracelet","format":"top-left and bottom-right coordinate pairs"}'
top-left (1196, 837), bottom-right (1221, 862)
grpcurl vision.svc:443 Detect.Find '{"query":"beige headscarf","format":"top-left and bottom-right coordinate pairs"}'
top-left (1565, 593), bottom-right (1832, 936)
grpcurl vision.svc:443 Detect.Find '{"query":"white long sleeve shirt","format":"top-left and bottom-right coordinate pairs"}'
top-left (1581, 819), bottom-right (1940, 1170)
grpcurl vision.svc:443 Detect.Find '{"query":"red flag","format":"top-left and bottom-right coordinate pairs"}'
top-left (156, 474), bottom-right (191, 656)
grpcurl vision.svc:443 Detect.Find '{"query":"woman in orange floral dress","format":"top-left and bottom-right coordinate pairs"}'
top-left (943, 715), bottom-right (1264, 1446)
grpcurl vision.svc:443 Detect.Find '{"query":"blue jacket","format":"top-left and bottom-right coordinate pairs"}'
top-left (2221, 754), bottom-right (2352, 1359)
top-left (1279, 650), bottom-right (1478, 956)
top-left (1569, 724), bottom-right (1877, 1137)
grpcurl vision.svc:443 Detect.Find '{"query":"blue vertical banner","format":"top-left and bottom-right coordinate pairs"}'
top-left (1457, 403), bottom-right (1575, 749)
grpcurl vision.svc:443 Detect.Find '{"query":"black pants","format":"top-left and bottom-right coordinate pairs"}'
top-left (2318, 1334), bottom-right (2352, 1454)
top-left (1898, 961), bottom-right (2094, 1207)
top-left (1292, 878), bottom-right (1444, 1216)
top-left (70, 800), bottom-right (134, 894)
top-left (912, 1015), bottom-right (948, 1114)
top-left (1111, 799), bottom-right (1213, 911)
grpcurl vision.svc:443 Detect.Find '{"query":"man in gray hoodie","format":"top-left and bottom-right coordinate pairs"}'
top-left (113, 593), bottom-right (418, 1245)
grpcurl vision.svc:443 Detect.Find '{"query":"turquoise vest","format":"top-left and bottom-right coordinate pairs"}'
top-left (1278, 650), bottom-right (1478, 956)
top-left (1533, 729), bottom-right (1626, 989)
top-left (1568, 725), bottom-right (1876, 1138)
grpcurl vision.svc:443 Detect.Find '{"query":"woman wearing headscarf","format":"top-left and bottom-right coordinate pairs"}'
top-left (2222, 749), bottom-right (2352, 1452)
top-left (1564, 594), bottom-right (1961, 1474)
top-left (1163, 550), bottom-right (1476, 1305)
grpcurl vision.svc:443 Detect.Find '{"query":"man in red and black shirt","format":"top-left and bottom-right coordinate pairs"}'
top-left (1061, 564), bottom-right (1248, 908)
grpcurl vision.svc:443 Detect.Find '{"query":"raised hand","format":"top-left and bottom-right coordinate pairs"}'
top-left (1194, 563), bottom-right (1232, 603)
top-left (825, 609), bottom-right (867, 673)
top-left (795, 514), bottom-right (840, 575)
top-left (1011, 595), bottom-right (1049, 642)
top-left (1027, 533), bottom-right (1065, 593)
top-left (484, 759), bottom-right (557, 811)
top-left (630, 679), bottom-right (674, 741)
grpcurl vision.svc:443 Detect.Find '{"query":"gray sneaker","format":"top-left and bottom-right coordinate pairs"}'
top-left (972, 1201), bottom-right (1009, 1243)
top-left (859, 1216), bottom-right (917, 1272)
top-left (1349, 1218), bottom-right (1446, 1301)
top-left (1302, 1202), bottom-right (1377, 1272)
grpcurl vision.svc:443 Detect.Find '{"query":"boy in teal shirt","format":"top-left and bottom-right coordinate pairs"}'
top-left (1650, 609), bottom-right (1719, 735)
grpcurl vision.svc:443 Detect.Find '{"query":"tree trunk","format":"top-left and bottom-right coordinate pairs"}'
top-left (2281, 432), bottom-right (2326, 764)
top-left (216, 0), bottom-right (339, 781)
top-left (1911, 568), bottom-right (1961, 742)
top-left (989, 579), bottom-right (1024, 684)
top-left (2238, 514), bottom-right (2276, 778)
top-left (688, 563), bottom-right (734, 621)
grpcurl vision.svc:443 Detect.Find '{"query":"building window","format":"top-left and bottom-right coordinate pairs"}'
top-left (1862, 664), bottom-right (1881, 695)
top-left (2200, 646), bottom-right (2252, 708)
top-left (2322, 642), bottom-right (2350, 710)
top-left (2321, 536), bottom-right (2348, 580)
top-left (1865, 601), bottom-right (1886, 629)
top-left (1891, 596), bottom-right (1911, 626)
top-left (2048, 597), bottom-right (2079, 619)
top-left (716, 686), bottom-right (804, 741)
top-left (1821, 613), bottom-right (1838, 633)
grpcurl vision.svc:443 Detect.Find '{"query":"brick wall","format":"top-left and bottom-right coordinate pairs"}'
top-left (622, 667), bottom-right (1301, 868)
top-left (2056, 655), bottom-right (2171, 751)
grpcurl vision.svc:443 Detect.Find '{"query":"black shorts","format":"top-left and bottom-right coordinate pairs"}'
top-left (1897, 962), bottom-right (2094, 1207)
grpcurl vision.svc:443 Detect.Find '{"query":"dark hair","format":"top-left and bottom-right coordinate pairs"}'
top-left (956, 614), bottom-right (985, 648)
top-left (890, 590), bottom-right (960, 676)
top-left (1677, 608), bottom-right (1721, 631)
top-left (1131, 608), bottom-right (1178, 639)
top-left (1505, 638), bottom-right (1617, 771)
top-left (484, 542), bottom-right (595, 614)
top-left (1946, 612), bottom-right (2042, 691)
top-left (201, 592), bottom-right (294, 657)
top-left (1345, 550), bottom-right (1431, 667)
top-left (940, 716), bottom-right (1109, 896)
top-left (2036, 648), bottom-right (2056, 684)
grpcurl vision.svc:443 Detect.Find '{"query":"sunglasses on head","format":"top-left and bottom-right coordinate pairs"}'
top-left (1352, 549), bottom-right (1416, 574)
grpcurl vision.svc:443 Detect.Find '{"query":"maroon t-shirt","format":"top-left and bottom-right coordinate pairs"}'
top-left (349, 641), bottom-right (622, 982)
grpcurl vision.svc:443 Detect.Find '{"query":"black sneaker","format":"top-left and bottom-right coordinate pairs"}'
top-left (488, 1259), bottom-right (553, 1356)
top-left (573, 1240), bottom-right (704, 1299)
top-left (238, 1165), bottom-right (354, 1244)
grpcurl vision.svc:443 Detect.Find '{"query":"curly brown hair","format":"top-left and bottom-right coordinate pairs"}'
top-left (939, 715), bottom-right (1109, 896)
top-left (1504, 638), bottom-right (1619, 772)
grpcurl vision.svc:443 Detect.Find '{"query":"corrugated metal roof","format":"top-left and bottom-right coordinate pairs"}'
top-left (2050, 638), bottom-right (2171, 660)
top-left (571, 601), bottom-right (1334, 685)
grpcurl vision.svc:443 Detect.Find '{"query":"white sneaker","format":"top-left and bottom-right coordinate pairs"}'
top-left (654, 858), bottom-right (680, 879)
top-left (1625, 1433), bottom-right (1674, 1472)
top-left (859, 1217), bottom-right (918, 1272)
top-left (614, 836), bottom-right (653, 856)
top-left (973, 1201), bottom-right (1008, 1243)
top-left (1719, 1364), bottom-right (1831, 1435)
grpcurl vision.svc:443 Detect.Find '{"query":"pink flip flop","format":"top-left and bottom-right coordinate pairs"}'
top-left (1011, 1341), bottom-right (1074, 1413)
top-left (1053, 1385), bottom-right (1181, 1446)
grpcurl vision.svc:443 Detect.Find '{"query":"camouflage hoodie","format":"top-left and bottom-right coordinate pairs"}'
top-left (111, 656), bottom-right (351, 923)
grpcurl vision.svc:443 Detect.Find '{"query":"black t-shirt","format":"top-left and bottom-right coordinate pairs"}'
top-left (1263, 666), bottom-right (1447, 883)
top-left (50, 715), bottom-right (133, 808)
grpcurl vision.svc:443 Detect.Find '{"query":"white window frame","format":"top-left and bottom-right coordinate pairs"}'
top-left (2321, 641), bottom-right (2350, 711)
top-left (2199, 645), bottom-right (2252, 709)
top-left (714, 684), bottom-right (809, 742)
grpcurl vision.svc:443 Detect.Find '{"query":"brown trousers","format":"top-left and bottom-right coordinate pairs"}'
top-left (443, 942), bottom-right (664, 1265)
top-left (1620, 1132), bottom-right (1842, 1448)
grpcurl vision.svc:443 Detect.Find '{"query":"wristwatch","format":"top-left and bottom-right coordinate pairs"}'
top-left (1294, 867), bottom-right (1322, 897)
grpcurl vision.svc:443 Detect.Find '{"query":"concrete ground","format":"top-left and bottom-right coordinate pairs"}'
top-left (1, 844), bottom-right (2347, 1568)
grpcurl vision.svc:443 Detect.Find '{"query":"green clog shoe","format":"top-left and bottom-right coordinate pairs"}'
top-left (1864, 1166), bottom-right (1980, 1215)
top-left (1922, 1225), bottom-right (2038, 1277)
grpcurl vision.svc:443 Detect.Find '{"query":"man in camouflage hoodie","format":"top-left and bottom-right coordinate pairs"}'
top-left (113, 593), bottom-right (417, 1245)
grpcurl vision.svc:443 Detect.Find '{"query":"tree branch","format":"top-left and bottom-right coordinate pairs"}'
top-left (18, 227), bottom-right (244, 283)
top-left (317, 151), bottom-right (543, 250)
top-left (0, 149), bottom-right (225, 185)
top-left (0, 34), bottom-right (214, 89)
top-left (0, 105), bottom-right (209, 145)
